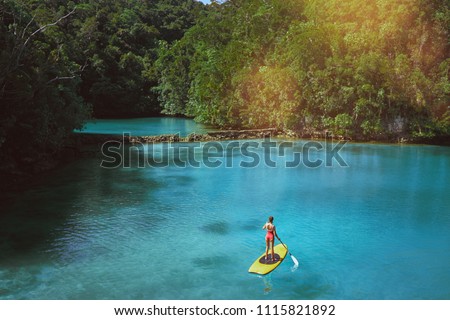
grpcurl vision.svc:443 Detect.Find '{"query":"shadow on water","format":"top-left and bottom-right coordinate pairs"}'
top-left (199, 221), bottom-right (230, 235)
top-left (162, 175), bottom-right (196, 186)
top-left (0, 157), bottom-right (163, 267)
top-left (191, 255), bottom-right (232, 270)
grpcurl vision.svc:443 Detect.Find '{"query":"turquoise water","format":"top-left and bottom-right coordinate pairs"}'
top-left (75, 117), bottom-right (211, 136)
top-left (1, 135), bottom-right (449, 299)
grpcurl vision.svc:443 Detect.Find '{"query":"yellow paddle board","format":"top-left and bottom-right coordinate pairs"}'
top-left (248, 244), bottom-right (288, 275)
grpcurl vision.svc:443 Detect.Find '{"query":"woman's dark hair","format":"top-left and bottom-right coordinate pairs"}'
top-left (268, 216), bottom-right (274, 223)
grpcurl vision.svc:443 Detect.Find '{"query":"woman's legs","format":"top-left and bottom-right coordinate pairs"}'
top-left (265, 237), bottom-right (270, 260)
top-left (271, 239), bottom-right (275, 261)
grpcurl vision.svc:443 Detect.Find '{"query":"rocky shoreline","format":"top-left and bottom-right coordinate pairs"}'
top-left (130, 128), bottom-right (278, 143)
top-left (71, 128), bottom-right (449, 146)
top-left (70, 128), bottom-right (278, 146)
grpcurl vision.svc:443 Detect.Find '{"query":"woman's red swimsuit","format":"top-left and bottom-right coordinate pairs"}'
top-left (265, 229), bottom-right (274, 240)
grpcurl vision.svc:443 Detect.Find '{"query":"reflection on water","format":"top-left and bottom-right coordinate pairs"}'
top-left (262, 275), bottom-right (273, 295)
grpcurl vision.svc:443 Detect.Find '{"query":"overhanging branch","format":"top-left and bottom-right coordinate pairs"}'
top-left (16, 8), bottom-right (77, 67)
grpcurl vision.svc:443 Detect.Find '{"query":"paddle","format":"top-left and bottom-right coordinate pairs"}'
top-left (276, 234), bottom-right (299, 271)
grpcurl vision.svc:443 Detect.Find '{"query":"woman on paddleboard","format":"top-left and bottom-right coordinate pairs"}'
top-left (262, 216), bottom-right (277, 262)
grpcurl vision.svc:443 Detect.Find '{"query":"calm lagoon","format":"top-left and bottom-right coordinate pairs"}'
top-left (1, 118), bottom-right (449, 299)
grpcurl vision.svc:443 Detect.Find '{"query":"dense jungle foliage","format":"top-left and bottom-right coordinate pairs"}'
top-left (157, 0), bottom-right (449, 140)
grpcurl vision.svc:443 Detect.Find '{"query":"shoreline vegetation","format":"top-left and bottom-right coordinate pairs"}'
top-left (1, 0), bottom-right (449, 192)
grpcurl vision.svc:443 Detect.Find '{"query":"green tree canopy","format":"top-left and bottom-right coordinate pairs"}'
top-left (157, 0), bottom-right (449, 139)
